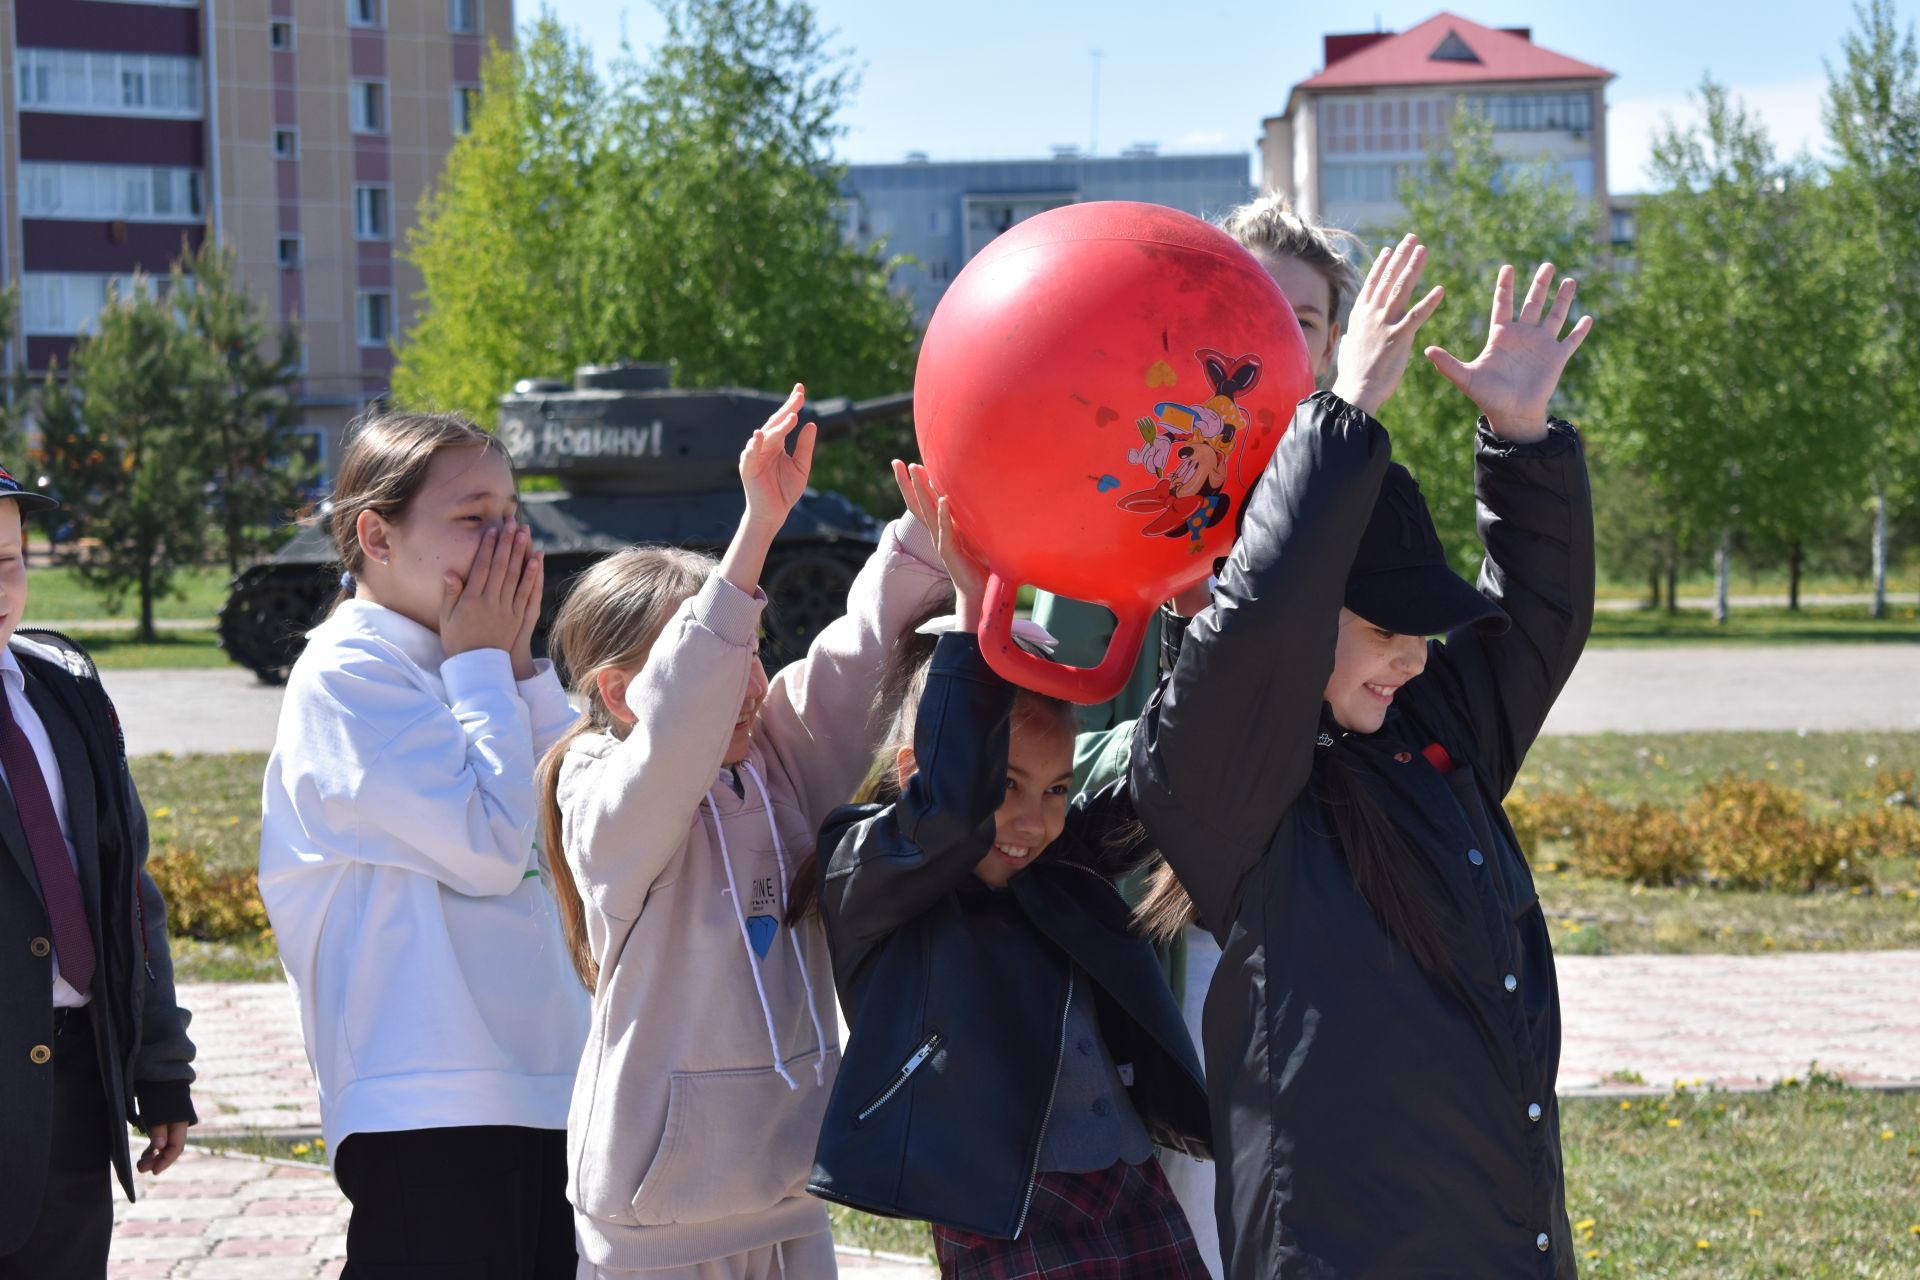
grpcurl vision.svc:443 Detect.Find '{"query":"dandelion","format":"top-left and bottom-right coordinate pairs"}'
top-left (227, 816), bottom-right (241, 827)
top-left (1619, 1101), bottom-right (1633, 1111)
top-left (1766, 760), bottom-right (1778, 771)
top-left (1910, 1224), bottom-right (1920, 1235)
top-left (1666, 1118), bottom-right (1682, 1128)
top-left (1575, 1218), bottom-right (1596, 1232)
top-left (1883, 1129), bottom-right (1896, 1140)
top-left (152, 806), bottom-right (172, 819)
top-left (291, 1142), bottom-right (311, 1156)
top-left (1748, 1208), bottom-right (1763, 1218)
top-left (1696, 1239), bottom-right (1710, 1250)
top-left (1763, 937), bottom-right (1777, 949)
top-left (1586, 1249), bottom-right (1599, 1260)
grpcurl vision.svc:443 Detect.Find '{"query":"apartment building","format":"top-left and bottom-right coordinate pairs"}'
top-left (1, 0), bottom-right (512, 468)
top-left (843, 148), bottom-right (1254, 325)
top-left (1261, 12), bottom-right (1613, 235)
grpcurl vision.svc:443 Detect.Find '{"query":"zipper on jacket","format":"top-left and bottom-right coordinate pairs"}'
top-left (856, 1029), bottom-right (944, 1122)
top-left (1014, 970), bottom-right (1073, 1239)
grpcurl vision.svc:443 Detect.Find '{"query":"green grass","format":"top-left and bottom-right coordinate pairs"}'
top-left (191, 1132), bottom-right (328, 1163)
top-left (23, 565), bottom-right (229, 623)
top-left (821, 1085), bottom-right (1920, 1274)
top-left (1586, 604), bottom-right (1920, 646)
top-left (1562, 1080), bottom-right (1920, 1277)
top-left (1517, 731), bottom-right (1918, 813)
top-left (170, 936), bottom-right (283, 983)
top-left (134, 752), bottom-right (267, 876)
top-left (59, 627), bottom-right (231, 669)
top-left (1539, 874), bottom-right (1920, 956)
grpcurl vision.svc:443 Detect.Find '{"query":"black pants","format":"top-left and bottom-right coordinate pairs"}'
top-left (0, 1008), bottom-right (114, 1280)
top-left (335, 1124), bottom-right (576, 1280)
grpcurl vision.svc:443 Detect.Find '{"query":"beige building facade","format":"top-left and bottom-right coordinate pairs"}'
top-left (2, 0), bottom-right (512, 470)
top-left (1260, 14), bottom-right (1612, 237)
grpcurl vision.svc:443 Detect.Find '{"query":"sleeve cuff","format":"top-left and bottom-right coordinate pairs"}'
top-left (928, 630), bottom-right (995, 681)
top-left (1476, 418), bottom-right (1581, 458)
top-left (439, 647), bottom-right (517, 702)
top-left (893, 510), bottom-right (943, 570)
top-left (133, 1080), bottom-right (197, 1129)
top-left (692, 574), bottom-right (768, 648)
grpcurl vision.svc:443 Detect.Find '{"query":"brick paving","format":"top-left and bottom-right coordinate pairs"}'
top-left (138, 953), bottom-right (1920, 1275)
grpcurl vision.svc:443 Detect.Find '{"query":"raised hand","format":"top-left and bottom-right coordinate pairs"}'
top-left (441, 518), bottom-right (535, 661)
top-left (508, 545), bottom-right (545, 681)
top-left (740, 383), bottom-right (818, 531)
top-left (1425, 262), bottom-right (1593, 442)
top-left (1329, 232), bottom-right (1447, 417)
top-left (894, 460), bottom-right (986, 627)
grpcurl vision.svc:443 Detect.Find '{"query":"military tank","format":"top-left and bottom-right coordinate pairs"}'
top-left (217, 363), bottom-right (913, 683)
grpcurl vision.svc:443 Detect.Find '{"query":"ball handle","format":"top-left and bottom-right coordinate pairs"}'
top-left (979, 574), bottom-right (1152, 706)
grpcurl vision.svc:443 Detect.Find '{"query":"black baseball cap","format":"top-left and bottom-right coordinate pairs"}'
top-left (0, 464), bottom-right (57, 514)
top-left (1343, 464), bottom-right (1508, 638)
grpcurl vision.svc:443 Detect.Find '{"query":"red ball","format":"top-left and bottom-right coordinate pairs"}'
top-left (914, 201), bottom-right (1313, 703)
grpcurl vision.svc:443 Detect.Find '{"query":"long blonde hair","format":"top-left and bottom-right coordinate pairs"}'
top-left (536, 547), bottom-right (716, 988)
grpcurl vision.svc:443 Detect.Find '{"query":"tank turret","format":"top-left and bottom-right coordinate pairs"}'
top-left (218, 364), bottom-right (913, 682)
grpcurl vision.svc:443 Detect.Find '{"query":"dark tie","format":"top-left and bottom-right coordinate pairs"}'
top-left (0, 684), bottom-right (94, 995)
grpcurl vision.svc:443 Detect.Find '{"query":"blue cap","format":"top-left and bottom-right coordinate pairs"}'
top-left (0, 464), bottom-right (59, 513)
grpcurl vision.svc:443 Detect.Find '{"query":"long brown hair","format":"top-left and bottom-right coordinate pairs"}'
top-left (1132, 738), bottom-right (1456, 976)
top-left (326, 410), bottom-right (508, 610)
top-left (535, 547), bottom-right (715, 988)
top-left (781, 618), bottom-right (1078, 925)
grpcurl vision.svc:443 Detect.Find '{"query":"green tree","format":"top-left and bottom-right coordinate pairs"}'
top-left (0, 284), bottom-right (32, 465)
top-left (395, 2), bottom-right (919, 515)
top-left (1591, 82), bottom-right (1870, 620)
top-left (1825, 0), bottom-right (1920, 615)
top-left (1396, 110), bottom-right (1602, 571)
top-left (37, 281), bottom-right (224, 640)
top-left (174, 239), bottom-right (310, 576)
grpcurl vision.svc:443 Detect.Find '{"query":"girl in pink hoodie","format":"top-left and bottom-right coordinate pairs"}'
top-left (536, 385), bottom-right (949, 1279)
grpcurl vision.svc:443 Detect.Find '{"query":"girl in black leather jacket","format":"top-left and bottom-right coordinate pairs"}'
top-left (1132, 241), bottom-right (1596, 1278)
top-left (800, 463), bottom-right (1212, 1279)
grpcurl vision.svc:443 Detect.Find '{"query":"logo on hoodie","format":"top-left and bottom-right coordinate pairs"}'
top-left (747, 875), bottom-right (780, 958)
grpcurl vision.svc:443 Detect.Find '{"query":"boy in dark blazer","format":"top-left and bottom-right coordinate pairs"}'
top-left (0, 465), bottom-right (197, 1278)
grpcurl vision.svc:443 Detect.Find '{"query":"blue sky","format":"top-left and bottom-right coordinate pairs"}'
top-left (538, 1), bottom-right (1919, 193)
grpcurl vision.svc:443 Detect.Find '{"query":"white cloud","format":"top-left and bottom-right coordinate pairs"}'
top-left (1608, 76), bottom-right (1830, 193)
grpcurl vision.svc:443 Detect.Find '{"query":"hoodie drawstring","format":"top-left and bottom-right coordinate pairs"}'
top-left (707, 784), bottom-right (798, 1090)
top-left (740, 759), bottom-right (831, 1087)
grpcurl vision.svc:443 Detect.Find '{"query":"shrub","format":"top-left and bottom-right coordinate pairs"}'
top-left (1569, 801), bottom-right (1699, 885)
top-left (1685, 777), bottom-right (1870, 891)
top-left (147, 848), bottom-right (273, 944)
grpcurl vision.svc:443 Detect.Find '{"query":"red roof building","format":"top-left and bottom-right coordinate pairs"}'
top-left (1261, 13), bottom-right (1614, 234)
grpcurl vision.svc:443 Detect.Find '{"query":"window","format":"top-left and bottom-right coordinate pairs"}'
top-left (357, 291), bottom-right (393, 346)
top-left (350, 80), bottom-right (386, 134)
top-left (1464, 92), bottom-right (1593, 135)
top-left (347, 0), bottom-right (384, 29)
top-left (273, 128), bottom-right (298, 159)
top-left (1319, 95), bottom-right (1451, 157)
top-left (19, 163), bottom-right (203, 222)
top-left (20, 272), bottom-right (187, 336)
top-left (16, 49), bottom-right (201, 118)
top-left (354, 186), bottom-right (390, 240)
top-left (452, 84), bottom-right (478, 136)
top-left (269, 21), bottom-right (294, 51)
top-left (277, 236), bottom-right (301, 267)
top-left (1321, 161), bottom-right (1417, 205)
top-left (449, 0), bottom-right (477, 34)
top-left (961, 194), bottom-right (1072, 260)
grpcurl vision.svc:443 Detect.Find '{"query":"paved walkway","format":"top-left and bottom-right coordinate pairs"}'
top-left (101, 643), bottom-right (1920, 757)
top-left (126, 953), bottom-right (1920, 1275)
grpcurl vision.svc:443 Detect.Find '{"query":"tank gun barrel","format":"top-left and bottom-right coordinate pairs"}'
top-left (805, 391), bottom-right (915, 443)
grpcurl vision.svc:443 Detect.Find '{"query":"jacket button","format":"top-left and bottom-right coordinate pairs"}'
top-left (29, 937), bottom-right (51, 957)
top-left (1468, 848), bottom-right (1485, 866)
top-left (29, 1044), bottom-right (51, 1065)
top-left (1078, 1038), bottom-right (1094, 1056)
top-left (1503, 974), bottom-right (1518, 994)
top-left (1536, 1232), bottom-right (1550, 1252)
top-left (1528, 1102), bottom-right (1543, 1122)
top-left (1091, 1098), bottom-right (1109, 1117)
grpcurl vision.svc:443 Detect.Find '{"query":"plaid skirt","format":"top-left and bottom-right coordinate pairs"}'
top-left (931, 1158), bottom-right (1211, 1280)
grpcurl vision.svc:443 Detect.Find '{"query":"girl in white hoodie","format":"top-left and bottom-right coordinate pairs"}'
top-left (537, 385), bottom-right (949, 1280)
top-left (259, 412), bottom-right (590, 1278)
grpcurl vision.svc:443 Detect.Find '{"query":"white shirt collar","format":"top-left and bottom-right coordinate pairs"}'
top-left (0, 643), bottom-right (24, 695)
